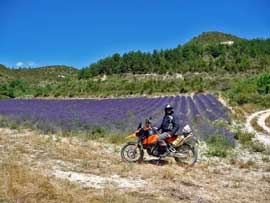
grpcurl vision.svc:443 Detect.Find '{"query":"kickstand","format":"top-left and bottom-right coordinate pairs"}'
top-left (157, 157), bottom-right (162, 165)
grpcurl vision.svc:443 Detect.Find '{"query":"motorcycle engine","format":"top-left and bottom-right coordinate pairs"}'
top-left (152, 148), bottom-right (159, 156)
top-left (147, 145), bottom-right (160, 156)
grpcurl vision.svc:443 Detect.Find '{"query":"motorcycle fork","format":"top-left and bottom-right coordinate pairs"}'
top-left (134, 143), bottom-right (144, 154)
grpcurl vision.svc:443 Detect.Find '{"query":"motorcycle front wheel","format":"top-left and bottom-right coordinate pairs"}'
top-left (121, 142), bottom-right (144, 162)
top-left (174, 144), bottom-right (198, 166)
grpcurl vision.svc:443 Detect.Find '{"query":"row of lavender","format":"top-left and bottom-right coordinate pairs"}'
top-left (0, 94), bottom-right (234, 144)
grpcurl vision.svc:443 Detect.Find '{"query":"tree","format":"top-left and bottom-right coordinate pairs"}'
top-left (257, 73), bottom-right (270, 94)
top-left (78, 35), bottom-right (270, 76)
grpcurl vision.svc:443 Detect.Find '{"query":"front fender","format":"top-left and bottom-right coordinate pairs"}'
top-left (126, 141), bottom-right (143, 148)
top-left (126, 133), bottom-right (137, 139)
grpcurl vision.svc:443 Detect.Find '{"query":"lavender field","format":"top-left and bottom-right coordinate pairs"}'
top-left (0, 94), bottom-right (234, 144)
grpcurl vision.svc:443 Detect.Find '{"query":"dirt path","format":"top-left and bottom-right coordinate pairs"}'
top-left (245, 109), bottom-right (270, 145)
top-left (258, 111), bottom-right (270, 133)
top-left (1, 128), bottom-right (270, 203)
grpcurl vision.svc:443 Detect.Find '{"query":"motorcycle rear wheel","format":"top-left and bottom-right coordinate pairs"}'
top-left (174, 144), bottom-right (197, 166)
top-left (121, 142), bottom-right (144, 162)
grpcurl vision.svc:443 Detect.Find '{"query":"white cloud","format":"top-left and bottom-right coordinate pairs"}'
top-left (16, 61), bottom-right (24, 67)
top-left (15, 61), bottom-right (37, 68)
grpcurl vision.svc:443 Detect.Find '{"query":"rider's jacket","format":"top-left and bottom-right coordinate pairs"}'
top-left (158, 111), bottom-right (180, 136)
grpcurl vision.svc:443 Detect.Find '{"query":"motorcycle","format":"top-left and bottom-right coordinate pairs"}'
top-left (121, 118), bottom-right (198, 165)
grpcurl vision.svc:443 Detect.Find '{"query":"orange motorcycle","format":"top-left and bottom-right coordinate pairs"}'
top-left (121, 118), bottom-right (198, 165)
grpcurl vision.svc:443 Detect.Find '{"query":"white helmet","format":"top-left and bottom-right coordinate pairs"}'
top-left (182, 125), bottom-right (192, 134)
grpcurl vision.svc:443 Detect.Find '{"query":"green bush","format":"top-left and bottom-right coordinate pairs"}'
top-left (83, 127), bottom-right (106, 140)
top-left (206, 134), bottom-right (234, 158)
top-left (257, 73), bottom-right (270, 94)
top-left (227, 72), bottom-right (270, 108)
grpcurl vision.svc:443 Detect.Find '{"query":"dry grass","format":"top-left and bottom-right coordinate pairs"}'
top-left (0, 161), bottom-right (161, 203)
top-left (238, 160), bottom-right (257, 169)
top-left (229, 158), bottom-right (259, 169)
top-left (1, 127), bottom-right (270, 203)
top-left (242, 103), bottom-right (259, 114)
top-left (1, 162), bottom-right (66, 203)
top-left (251, 117), bottom-right (266, 133)
top-left (265, 164), bottom-right (270, 172)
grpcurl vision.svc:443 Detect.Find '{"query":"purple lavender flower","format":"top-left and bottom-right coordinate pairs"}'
top-left (0, 94), bottom-right (235, 144)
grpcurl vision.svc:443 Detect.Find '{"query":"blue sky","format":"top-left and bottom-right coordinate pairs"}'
top-left (0, 0), bottom-right (269, 69)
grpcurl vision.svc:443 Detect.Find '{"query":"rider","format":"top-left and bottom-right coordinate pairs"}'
top-left (157, 104), bottom-right (180, 157)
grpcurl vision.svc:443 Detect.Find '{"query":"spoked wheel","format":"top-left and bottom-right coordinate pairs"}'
top-left (174, 144), bottom-right (197, 166)
top-left (121, 142), bottom-right (144, 162)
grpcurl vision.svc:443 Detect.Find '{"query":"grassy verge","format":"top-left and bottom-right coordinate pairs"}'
top-left (0, 116), bottom-right (128, 145)
top-left (58, 128), bottom-right (128, 145)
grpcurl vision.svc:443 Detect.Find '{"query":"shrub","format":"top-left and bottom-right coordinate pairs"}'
top-left (250, 141), bottom-right (267, 153)
top-left (257, 73), bottom-right (270, 95)
top-left (262, 155), bottom-right (270, 162)
top-left (205, 134), bottom-right (234, 158)
top-left (234, 130), bottom-right (254, 146)
top-left (84, 127), bottom-right (106, 140)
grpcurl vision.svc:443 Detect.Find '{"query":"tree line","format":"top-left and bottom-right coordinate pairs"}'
top-left (79, 33), bottom-right (270, 79)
